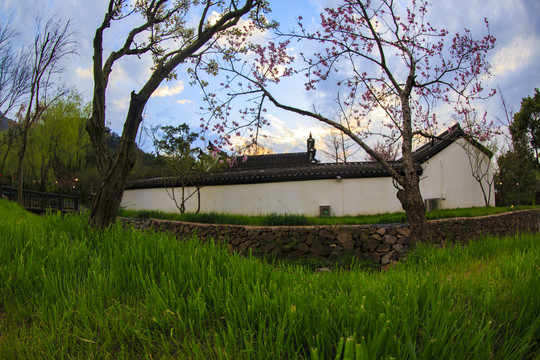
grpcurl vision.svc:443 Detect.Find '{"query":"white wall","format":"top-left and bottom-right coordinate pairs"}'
top-left (122, 138), bottom-right (495, 215)
top-left (420, 138), bottom-right (495, 208)
top-left (121, 177), bottom-right (403, 216)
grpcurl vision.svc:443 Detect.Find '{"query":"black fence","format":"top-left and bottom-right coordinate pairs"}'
top-left (0, 185), bottom-right (79, 213)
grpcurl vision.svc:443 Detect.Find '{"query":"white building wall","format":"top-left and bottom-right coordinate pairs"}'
top-left (121, 177), bottom-right (403, 217)
top-left (420, 138), bottom-right (495, 208)
top-left (121, 138), bottom-right (495, 216)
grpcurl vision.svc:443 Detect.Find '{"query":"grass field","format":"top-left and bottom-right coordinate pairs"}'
top-left (1, 199), bottom-right (539, 359)
top-left (120, 205), bottom-right (539, 226)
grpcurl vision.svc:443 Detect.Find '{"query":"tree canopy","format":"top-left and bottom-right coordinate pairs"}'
top-left (87, 0), bottom-right (272, 228)
top-left (194, 0), bottom-right (497, 240)
top-left (511, 89), bottom-right (540, 166)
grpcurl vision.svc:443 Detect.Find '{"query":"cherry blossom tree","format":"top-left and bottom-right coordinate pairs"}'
top-left (87, 0), bottom-right (270, 228)
top-left (195, 0), bottom-right (497, 241)
top-left (364, 140), bottom-right (399, 162)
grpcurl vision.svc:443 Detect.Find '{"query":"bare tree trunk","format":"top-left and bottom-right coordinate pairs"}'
top-left (180, 186), bottom-right (186, 213)
top-left (16, 127), bottom-right (30, 204)
top-left (89, 91), bottom-right (143, 227)
top-left (398, 76), bottom-right (429, 243)
top-left (196, 186), bottom-right (201, 214)
top-left (87, 0), bottom-right (260, 228)
top-left (0, 150), bottom-right (9, 174)
top-left (16, 143), bottom-right (25, 203)
top-left (13, 15), bottom-right (75, 204)
top-left (90, 173), bottom-right (129, 228)
top-left (397, 173), bottom-right (429, 243)
top-left (89, 135), bottom-right (137, 228)
top-left (478, 180), bottom-right (493, 207)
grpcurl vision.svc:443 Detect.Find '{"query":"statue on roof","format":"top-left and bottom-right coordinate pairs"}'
top-left (307, 133), bottom-right (318, 163)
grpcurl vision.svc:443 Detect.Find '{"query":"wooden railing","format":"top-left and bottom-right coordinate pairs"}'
top-left (0, 185), bottom-right (79, 213)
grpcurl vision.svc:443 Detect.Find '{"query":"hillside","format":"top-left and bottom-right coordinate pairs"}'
top-left (0, 112), bottom-right (15, 131)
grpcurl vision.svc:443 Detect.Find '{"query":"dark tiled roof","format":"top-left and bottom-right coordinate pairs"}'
top-left (411, 123), bottom-right (492, 163)
top-left (233, 152), bottom-right (312, 168)
top-left (126, 161), bottom-right (418, 189)
top-left (126, 124), bottom-right (483, 189)
top-left (411, 124), bottom-right (464, 163)
top-left (205, 161), bottom-right (407, 185)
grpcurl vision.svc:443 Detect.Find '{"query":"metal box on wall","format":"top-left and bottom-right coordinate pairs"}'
top-left (319, 205), bottom-right (331, 217)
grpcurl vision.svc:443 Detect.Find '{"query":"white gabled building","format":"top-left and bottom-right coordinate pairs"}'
top-left (122, 125), bottom-right (495, 216)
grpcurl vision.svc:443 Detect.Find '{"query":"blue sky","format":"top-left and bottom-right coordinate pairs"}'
top-left (1, 0), bottom-right (539, 159)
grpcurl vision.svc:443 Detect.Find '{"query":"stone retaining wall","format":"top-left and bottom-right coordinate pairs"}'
top-left (122, 209), bottom-right (540, 266)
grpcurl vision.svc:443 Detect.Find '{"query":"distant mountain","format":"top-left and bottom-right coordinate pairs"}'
top-left (0, 112), bottom-right (15, 131)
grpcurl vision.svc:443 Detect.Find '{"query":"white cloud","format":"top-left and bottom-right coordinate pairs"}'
top-left (76, 66), bottom-right (92, 79)
top-left (112, 97), bottom-right (130, 111)
top-left (177, 99), bottom-right (192, 105)
top-left (207, 11), bottom-right (222, 26)
top-left (151, 81), bottom-right (185, 98)
top-left (208, 10), bottom-right (268, 45)
top-left (254, 115), bottom-right (334, 152)
top-left (491, 36), bottom-right (538, 75)
top-left (109, 64), bottom-right (129, 87)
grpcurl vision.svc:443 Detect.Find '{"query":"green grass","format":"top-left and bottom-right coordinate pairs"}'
top-left (120, 205), bottom-right (539, 226)
top-left (120, 209), bottom-right (311, 226)
top-left (1, 199), bottom-right (539, 359)
top-left (127, 209), bottom-right (312, 226)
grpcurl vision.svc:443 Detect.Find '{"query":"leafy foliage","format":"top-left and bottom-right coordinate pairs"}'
top-left (0, 92), bottom-right (158, 205)
top-left (152, 124), bottom-right (225, 213)
top-left (511, 88), bottom-right (540, 166)
top-left (496, 89), bottom-right (540, 205)
top-left (497, 147), bottom-right (538, 205)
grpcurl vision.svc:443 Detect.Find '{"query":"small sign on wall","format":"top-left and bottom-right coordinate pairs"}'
top-left (319, 205), bottom-right (331, 217)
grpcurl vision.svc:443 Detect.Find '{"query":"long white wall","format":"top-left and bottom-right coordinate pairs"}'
top-left (122, 176), bottom-right (403, 216)
top-left (121, 139), bottom-right (495, 216)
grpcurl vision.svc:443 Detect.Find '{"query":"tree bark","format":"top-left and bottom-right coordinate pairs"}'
top-left (396, 172), bottom-right (429, 243)
top-left (196, 186), bottom-right (201, 214)
top-left (87, 0), bottom-right (262, 228)
top-left (16, 125), bottom-right (30, 204)
top-left (16, 142), bottom-right (25, 203)
top-left (398, 73), bottom-right (429, 243)
top-left (88, 128), bottom-right (138, 227)
top-left (181, 186), bottom-right (186, 213)
top-left (89, 93), bottom-right (143, 228)
top-left (89, 158), bottom-right (134, 228)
